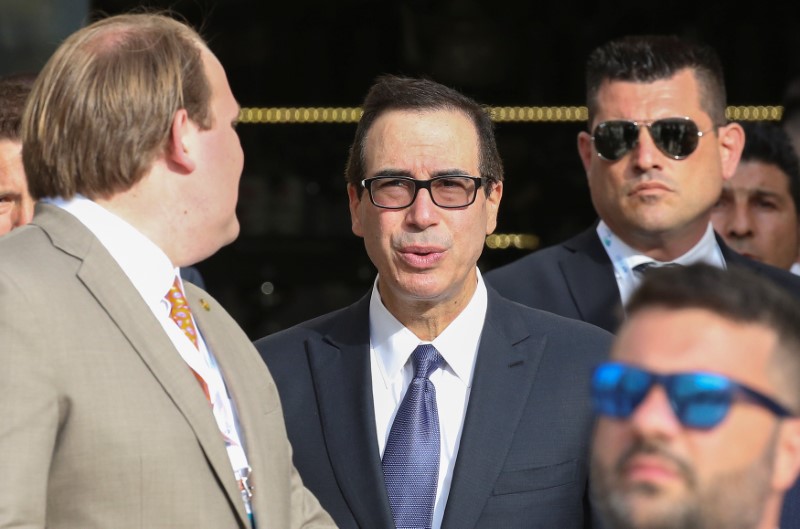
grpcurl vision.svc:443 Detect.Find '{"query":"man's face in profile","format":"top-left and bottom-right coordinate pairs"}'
top-left (0, 139), bottom-right (34, 235)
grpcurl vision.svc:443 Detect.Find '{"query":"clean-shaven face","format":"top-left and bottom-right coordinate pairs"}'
top-left (348, 108), bottom-right (501, 317)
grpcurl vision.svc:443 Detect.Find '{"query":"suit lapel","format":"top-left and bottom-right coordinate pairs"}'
top-left (717, 234), bottom-right (750, 267)
top-left (37, 206), bottom-right (249, 527)
top-left (186, 287), bottom-right (268, 528)
top-left (307, 296), bottom-right (396, 529)
top-left (560, 227), bottom-right (622, 332)
top-left (441, 292), bottom-right (546, 529)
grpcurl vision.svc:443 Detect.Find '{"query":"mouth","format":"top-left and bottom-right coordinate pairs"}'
top-left (628, 182), bottom-right (671, 196)
top-left (397, 245), bottom-right (446, 268)
top-left (619, 454), bottom-right (683, 486)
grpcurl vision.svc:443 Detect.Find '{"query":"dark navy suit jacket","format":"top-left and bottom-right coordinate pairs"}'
top-left (485, 224), bottom-right (800, 527)
top-left (485, 225), bottom-right (800, 333)
top-left (256, 287), bottom-right (613, 529)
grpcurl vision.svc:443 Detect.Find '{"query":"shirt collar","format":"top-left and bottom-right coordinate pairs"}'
top-left (597, 219), bottom-right (725, 270)
top-left (369, 268), bottom-right (487, 387)
top-left (45, 196), bottom-right (179, 308)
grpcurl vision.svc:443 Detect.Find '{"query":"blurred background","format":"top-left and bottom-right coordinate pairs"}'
top-left (3, 0), bottom-right (800, 337)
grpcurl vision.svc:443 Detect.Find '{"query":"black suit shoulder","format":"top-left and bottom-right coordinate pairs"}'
top-left (485, 243), bottom-right (574, 309)
top-left (484, 227), bottom-right (611, 321)
top-left (723, 246), bottom-right (800, 299)
top-left (487, 290), bottom-right (612, 350)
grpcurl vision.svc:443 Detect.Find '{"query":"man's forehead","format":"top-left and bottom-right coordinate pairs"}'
top-left (593, 69), bottom-right (707, 121)
top-left (364, 109), bottom-right (479, 167)
top-left (0, 140), bottom-right (23, 181)
top-left (730, 161), bottom-right (793, 195)
top-left (614, 306), bottom-right (777, 381)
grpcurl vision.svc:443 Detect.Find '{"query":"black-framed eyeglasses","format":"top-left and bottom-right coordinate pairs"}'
top-left (361, 175), bottom-right (488, 209)
top-left (591, 362), bottom-right (794, 430)
top-left (591, 117), bottom-right (718, 161)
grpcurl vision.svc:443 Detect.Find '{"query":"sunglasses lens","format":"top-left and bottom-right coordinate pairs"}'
top-left (650, 118), bottom-right (701, 159)
top-left (591, 363), bottom-right (652, 418)
top-left (670, 373), bottom-right (732, 428)
top-left (593, 121), bottom-right (639, 161)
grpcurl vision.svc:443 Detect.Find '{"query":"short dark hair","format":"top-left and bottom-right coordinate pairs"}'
top-left (737, 121), bottom-right (800, 214)
top-left (780, 76), bottom-right (800, 128)
top-left (0, 73), bottom-right (36, 141)
top-left (344, 75), bottom-right (503, 195)
top-left (585, 35), bottom-right (727, 127)
top-left (627, 263), bottom-right (800, 408)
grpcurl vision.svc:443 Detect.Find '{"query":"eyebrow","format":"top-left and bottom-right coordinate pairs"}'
top-left (371, 168), bottom-right (475, 178)
top-left (723, 186), bottom-right (786, 199)
top-left (750, 189), bottom-right (785, 200)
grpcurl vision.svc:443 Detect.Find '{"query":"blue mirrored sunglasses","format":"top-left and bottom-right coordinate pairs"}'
top-left (591, 362), bottom-right (794, 429)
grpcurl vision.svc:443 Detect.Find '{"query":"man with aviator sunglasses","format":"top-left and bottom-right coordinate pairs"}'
top-left (591, 263), bottom-right (800, 529)
top-left (486, 35), bottom-right (800, 333)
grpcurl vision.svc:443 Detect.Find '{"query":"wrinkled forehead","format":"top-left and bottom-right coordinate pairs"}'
top-left (363, 109), bottom-right (480, 173)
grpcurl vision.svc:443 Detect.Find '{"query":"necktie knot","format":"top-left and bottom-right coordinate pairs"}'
top-left (412, 344), bottom-right (442, 380)
top-left (166, 277), bottom-right (199, 348)
top-left (633, 261), bottom-right (682, 276)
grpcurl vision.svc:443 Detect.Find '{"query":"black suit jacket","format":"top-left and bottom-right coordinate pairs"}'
top-left (256, 287), bottom-right (613, 529)
top-left (484, 225), bottom-right (800, 333)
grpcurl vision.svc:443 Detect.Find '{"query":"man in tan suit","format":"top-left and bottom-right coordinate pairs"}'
top-left (0, 13), bottom-right (334, 529)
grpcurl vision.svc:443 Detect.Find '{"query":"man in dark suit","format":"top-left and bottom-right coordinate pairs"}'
top-left (256, 75), bottom-right (613, 529)
top-left (485, 35), bottom-right (800, 333)
top-left (484, 35), bottom-right (800, 528)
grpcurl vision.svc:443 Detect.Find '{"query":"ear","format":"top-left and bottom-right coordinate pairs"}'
top-left (772, 418), bottom-right (800, 493)
top-left (485, 180), bottom-right (503, 235)
top-left (577, 130), bottom-right (594, 175)
top-left (168, 108), bottom-right (197, 173)
top-left (347, 183), bottom-right (365, 237)
top-left (717, 121), bottom-right (745, 182)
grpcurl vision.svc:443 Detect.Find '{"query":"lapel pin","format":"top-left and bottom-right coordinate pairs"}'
top-left (200, 299), bottom-right (211, 311)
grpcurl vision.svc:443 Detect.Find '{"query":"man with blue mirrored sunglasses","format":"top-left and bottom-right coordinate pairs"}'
top-left (591, 264), bottom-right (800, 529)
top-left (592, 362), bottom-right (794, 431)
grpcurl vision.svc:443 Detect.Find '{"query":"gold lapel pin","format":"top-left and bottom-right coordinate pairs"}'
top-left (199, 299), bottom-right (211, 311)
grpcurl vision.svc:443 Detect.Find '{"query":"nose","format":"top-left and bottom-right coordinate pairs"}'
top-left (726, 202), bottom-right (754, 239)
top-left (405, 185), bottom-right (440, 229)
top-left (630, 126), bottom-right (664, 172)
top-left (627, 385), bottom-right (683, 440)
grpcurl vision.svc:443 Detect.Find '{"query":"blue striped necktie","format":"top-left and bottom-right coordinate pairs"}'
top-left (382, 344), bottom-right (443, 529)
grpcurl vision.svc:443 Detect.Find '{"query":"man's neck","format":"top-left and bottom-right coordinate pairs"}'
top-left (377, 277), bottom-right (478, 342)
top-left (615, 220), bottom-right (711, 262)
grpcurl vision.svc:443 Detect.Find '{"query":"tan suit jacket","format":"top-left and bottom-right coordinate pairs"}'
top-left (0, 204), bottom-right (336, 529)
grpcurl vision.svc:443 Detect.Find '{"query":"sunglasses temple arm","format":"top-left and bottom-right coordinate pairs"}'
top-left (738, 385), bottom-right (795, 418)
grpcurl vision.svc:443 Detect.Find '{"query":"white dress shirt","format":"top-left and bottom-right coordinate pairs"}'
top-left (370, 269), bottom-right (487, 529)
top-left (596, 220), bottom-right (726, 306)
top-left (47, 196), bottom-right (251, 492)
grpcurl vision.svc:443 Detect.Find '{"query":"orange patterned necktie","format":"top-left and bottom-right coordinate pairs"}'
top-left (165, 277), bottom-right (211, 402)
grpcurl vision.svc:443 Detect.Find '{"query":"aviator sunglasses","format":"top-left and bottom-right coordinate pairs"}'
top-left (591, 117), bottom-right (717, 161)
top-left (591, 362), bottom-right (794, 429)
